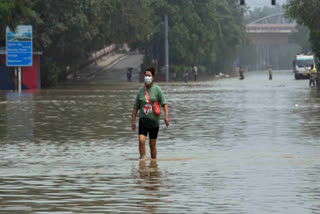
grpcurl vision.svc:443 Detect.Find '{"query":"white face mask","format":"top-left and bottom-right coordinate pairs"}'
top-left (144, 76), bottom-right (152, 84)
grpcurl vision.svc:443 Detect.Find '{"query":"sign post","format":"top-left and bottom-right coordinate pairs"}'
top-left (18, 67), bottom-right (21, 92)
top-left (6, 25), bottom-right (33, 92)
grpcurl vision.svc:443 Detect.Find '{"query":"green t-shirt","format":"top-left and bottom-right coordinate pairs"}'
top-left (134, 84), bottom-right (167, 128)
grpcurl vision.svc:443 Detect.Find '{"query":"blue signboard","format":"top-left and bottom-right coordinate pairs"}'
top-left (6, 25), bottom-right (32, 67)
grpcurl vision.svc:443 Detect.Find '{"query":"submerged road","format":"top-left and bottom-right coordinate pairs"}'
top-left (0, 70), bottom-right (320, 213)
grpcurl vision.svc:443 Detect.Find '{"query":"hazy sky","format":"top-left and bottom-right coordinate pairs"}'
top-left (245, 0), bottom-right (288, 8)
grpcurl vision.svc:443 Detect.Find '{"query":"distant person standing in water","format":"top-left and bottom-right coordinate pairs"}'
top-left (192, 65), bottom-right (198, 81)
top-left (127, 67), bottom-right (133, 82)
top-left (268, 65), bottom-right (272, 80)
top-left (239, 66), bottom-right (244, 80)
top-left (309, 64), bottom-right (317, 87)
top-left (184, 70), bottom-right (189, 83)
top-left (172, 70), bottom-right (177, 81)
top-left (132, 67), bottom-right (169, 160)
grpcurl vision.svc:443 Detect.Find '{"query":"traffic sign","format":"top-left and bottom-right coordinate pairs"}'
top-left (6, 25), bottom-right (33, 67)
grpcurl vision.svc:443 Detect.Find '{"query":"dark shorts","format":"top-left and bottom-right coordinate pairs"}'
top-left (139, 120), bottom-right (159, 139)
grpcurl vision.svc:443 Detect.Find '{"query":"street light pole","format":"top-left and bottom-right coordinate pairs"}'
top-left (164, 14), bottom-right (169, 82)
top-left (18, 67), bottom-right (21, 92)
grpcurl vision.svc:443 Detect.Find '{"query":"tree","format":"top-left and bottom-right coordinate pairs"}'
top-left (284, 0), bottom-right (320, 59)
top-left (0, 0), bottom-right (35, 44)
top-left (288, 24), bottom-right (311, 53)
top-left (28, 0), bottom-right (151, 84)
top-left (109, 0), bottom-right (152, 47)
top-left (31, 1), bottom-right (113, 69)
top-left (213, 0), bottom-right (244, 72)
top-left (141, 0), bottom-right (245, 75)
top-left (0, 0), bottom-right (245, 86)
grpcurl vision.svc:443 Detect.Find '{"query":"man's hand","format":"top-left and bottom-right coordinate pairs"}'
top-left (132, 121), bottom-right (136, 131)
top-left (132, 108), bottom-right (138, 132)
top-left (162, 104), bottom-right (169, 127)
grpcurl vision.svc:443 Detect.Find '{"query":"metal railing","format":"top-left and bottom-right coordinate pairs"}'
top-left (246, 24), bottom-right (296, 33)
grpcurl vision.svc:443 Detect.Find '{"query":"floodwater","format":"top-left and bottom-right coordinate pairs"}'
top-left (1, 70), bottom-right (320, 213)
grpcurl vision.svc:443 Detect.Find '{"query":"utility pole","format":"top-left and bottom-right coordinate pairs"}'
top-left (18, 67), bottom-right (21, 92)
top-left (164, 14), bottom-right (169, 82)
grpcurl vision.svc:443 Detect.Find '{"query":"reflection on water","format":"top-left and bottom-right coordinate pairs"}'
top-left (1, 92), bottom-right (34, 142)
top-left (1, 70), bottom-right (320, 213)
top-left (9, 93), bottom-right (33, 141)
top-left (138, 160), bottom-right (168, 214)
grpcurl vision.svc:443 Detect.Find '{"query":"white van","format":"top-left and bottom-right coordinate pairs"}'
top-left (294, 54), bottom-right (315, 80)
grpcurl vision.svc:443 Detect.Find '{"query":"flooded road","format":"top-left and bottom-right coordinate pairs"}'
top-left (1, 70), bottom-right (320, 213)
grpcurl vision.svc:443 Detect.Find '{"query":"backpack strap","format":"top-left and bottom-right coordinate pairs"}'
top-left (144, 86), bottom-right (154, 109)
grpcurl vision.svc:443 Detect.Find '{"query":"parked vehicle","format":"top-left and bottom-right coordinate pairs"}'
top-left (293, 54), bottom-right (315, 80)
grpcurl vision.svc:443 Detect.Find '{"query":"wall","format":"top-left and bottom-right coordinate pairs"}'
top-left (0, 54), bottom-right (40, 90)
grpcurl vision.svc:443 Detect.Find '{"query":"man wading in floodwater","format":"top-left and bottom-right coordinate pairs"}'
top-left (131, 67), bottom-right (169, 160)
top-left (239, 66), bottom-right (244, 80)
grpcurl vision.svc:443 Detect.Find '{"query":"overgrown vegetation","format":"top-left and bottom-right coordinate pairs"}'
top-left (284, 0), bottom-right (320, 60)
top-left (0, 0), bottom-right (245, 87)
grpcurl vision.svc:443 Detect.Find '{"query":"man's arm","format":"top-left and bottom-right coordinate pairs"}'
top-left (163, 104), bottom-right (169, 127)
top-left (132, 108), bottom-right (138, 131)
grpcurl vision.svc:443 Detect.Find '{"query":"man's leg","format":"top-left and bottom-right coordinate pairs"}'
top-left (139, 134), bottom-right (147, 159)
top-left (311, 79), bottom-right (315, 87)
top-left (149, 139), bottom-right (157, 159)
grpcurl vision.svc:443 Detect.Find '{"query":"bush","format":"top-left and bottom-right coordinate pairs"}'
top-left (40, 57), bottom-right (60, 88)
top-left (197, 65), bottom-right (206, 74)
top-left (170, 64), bottom-right (207, 81)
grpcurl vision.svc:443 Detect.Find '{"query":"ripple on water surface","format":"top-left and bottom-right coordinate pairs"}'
top-left (1, 71), bottom-right (320, 213)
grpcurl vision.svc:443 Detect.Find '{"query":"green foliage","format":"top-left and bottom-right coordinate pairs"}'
top-left (213, 0), bottom-right (244, 73)
top-left (288, 24), bottom-right (311, 53)
top-left (110, 0), bottom-right (152, 47)
top-left (1, 0), bottom-right (153, 86)
top-left (0, 0), bottom-right (245, 86)
top-left (170, 65), bottom-right (192, 80)
top-left (30, 0), bottom-right (115, 69)
top-left (284, 0), bottom-right (320, 59)
top-left (0, 0), bottom-right (35, 41)
top-left (143, 0), bottom-right (245, 74)
top-left (40, 57), bottom-right (59, 88)
top-left (170, 64), bottom-right (207, 80)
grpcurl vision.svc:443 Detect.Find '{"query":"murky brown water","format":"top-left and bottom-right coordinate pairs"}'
top-left (1, 70), bottom-right (320, 213)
